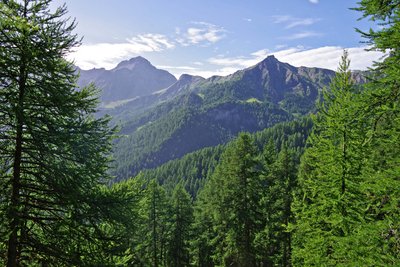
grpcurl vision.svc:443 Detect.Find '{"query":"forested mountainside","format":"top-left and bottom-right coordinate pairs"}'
top-left (139, 117), bottom-right (313, 196)
top-left (2, 0), bottom-right (399, 266)
top-left (110, 50), bottom-right (399, 266)
top-left (108, 56), bottom-right (367, 181)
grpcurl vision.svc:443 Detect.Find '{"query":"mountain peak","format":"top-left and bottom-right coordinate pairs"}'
top-left (261, 55), bottom-right (278, 64)
top-left (178, 74), bottom-right (205, 82)
top-left (253, 54), bottom-right (293, 72)
top-left (114, 56), bottom-right (153, 71)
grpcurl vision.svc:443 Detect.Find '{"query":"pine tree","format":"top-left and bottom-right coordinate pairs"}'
top-left (291, 1), bottom-right (400, 263)
top-left (0, 0), bottom-right (117, 265)
top-left (291, 51), bottom-right (369, 265)
top-left (190, 184), bottom-right (217, 267)
top-left (353, 0), bottom-right (400, 263)
top-left (168, 183), bottom-right (193, 267)
top-left (258, 143), bottom-right (297, 266)
top-left (137, 179), bottom-right (171, 266)
top-left (204, 133), bottom-right (263, 266)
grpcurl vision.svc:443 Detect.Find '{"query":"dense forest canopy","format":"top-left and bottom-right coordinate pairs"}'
top-left (0, 0), bottom-right (399, 266)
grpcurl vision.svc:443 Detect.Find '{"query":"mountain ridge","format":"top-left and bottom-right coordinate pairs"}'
top-left (77, 56), bottom-right (177, 103)
top-left (108, 56), bottom-right (346, 181)
top-left (75, 56), bottom-right (366, 182)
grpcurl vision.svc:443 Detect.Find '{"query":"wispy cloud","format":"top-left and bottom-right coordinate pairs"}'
top-left (184, 67), bottom-right (240, 79)
top-left (272, 46), bottom-right (385, 70)
top-left (281, 31), bottom-right (322, 40)
top-left (309, 0), bottom-right (319, 4)
top-left (206, 46), bottom-right (384, 75)
top-left (272, 15), bottom-right (320, 29)
top-left (157, 65), bottom-right (198, 71)
top-left (68, 33), bottom-right (175, 69)
top-left (208, 49), bottom-right (269, 69)
top-left (177, 22), bottom-right (227, 46)
top-left (127, 33), bottom-right (175, 50)
top-left (68, 21), bottom-right (227, 70)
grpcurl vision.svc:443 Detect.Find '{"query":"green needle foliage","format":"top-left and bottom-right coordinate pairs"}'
top-left (257, 142), bottom-right (297, 266)
top-left (168, 183), bottom-right (193, 267)
top-left (200, 133), bottom-right (264, 266)
top-left (291, 51), bottom-right (370, 266)
top-left (137, 179), bottom-right (171, 266)
top-left (291, 0), bottom-right (400, 260)
top-left (355, 0), bottom-right (400, 263)
top-left (0, 0), bottom-right (120, 265)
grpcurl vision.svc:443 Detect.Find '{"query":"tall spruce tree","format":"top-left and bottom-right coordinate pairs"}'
top-left (354, 0), bottom-right (400, 263)
top-left (137, 179), bottom-right (171, 267)
top-left (0, 0), bottom-right (117, 265)
top-left (168, 183), bottom-right (193, 267)
top-left (291, 51), bottom-right (370, 265)
top-left (204, 133), bottom-right (264, 266)
top-left (257, 143), bottom-right (297, 266)
top-left (190, 188), bottom-right (216, 267)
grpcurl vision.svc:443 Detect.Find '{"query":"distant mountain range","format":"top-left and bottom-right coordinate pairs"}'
top-left (76, 56), bottom-right (365, 181)
top-left (77, 56), bottom-right (177, 104)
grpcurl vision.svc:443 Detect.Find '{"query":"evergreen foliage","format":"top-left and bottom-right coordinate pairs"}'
top-left (167, 183), bottom-right (193, 267)
top-left (291, 51), bottom-right (371, 265)
top-left (2, 0), bottom-right (397, 266)
top-left (0, 1), bottom-right (123, 265)
top-left (134, 179), bottom-right (171, 266)
top-left (139, 117), bottom-right (313, 198)
top-left (291, 5), bottom-right (400, 260)
top-left (200, 133), bottom-right (262, 266)
top-left (256, 143), bottom-right (297, 266)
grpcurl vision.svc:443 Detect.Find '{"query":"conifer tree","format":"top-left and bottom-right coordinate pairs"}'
top-left (137, 179), bottom-right (171, 266)
top-left (0, 0), bottom-right (117, 265)
top-left (291, 51), bottom-right (369, 265)
top-left (259, 143), bottom-right (297, 266)
top-left (168, 183), bottom-right (193, 267)
top-left (205, 133), bottom-right (264, 266)
top-left (190, 190), bottom-right (215, 267)
top-left (353, 0), bottom-right (400, 263)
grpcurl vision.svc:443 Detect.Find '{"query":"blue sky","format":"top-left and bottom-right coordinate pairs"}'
top-left (52, 0), bottom-right (384, 78)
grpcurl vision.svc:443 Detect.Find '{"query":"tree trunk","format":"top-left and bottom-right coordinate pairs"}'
top-left (7, 62), bottom-right (27, 267)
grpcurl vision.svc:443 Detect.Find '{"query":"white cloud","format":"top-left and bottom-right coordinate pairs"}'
top-left (272, 15), bottom-right (320, 29)
top-left (177, 22), bottom-right (226, 46)
top-left (157, 65), bottom-right (198, 71)
top-left (282, 31), bottom-right (322, 40)
top-left (309, 0), bottom-right (319, 3)
top-left (287, 18), bottom-right (320, 29)
top-left (273, 46), bottom-right (385, 70)
top-left (68, 33), bottom-right (175, 69)
top-left (206, 46), bottom-right (384, 76)
top-left (128, 33), bottom-right (175, 50)
top-left (184, 67), bottom-right (239, 79)
top-left (209, 49), bottom-right (269, 67)
top-left (129, 46), bottom-right (383, 78)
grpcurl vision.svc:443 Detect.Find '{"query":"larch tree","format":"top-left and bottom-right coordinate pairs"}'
top-left (353, 0), bottom-right (400, 263)
top-left (291, 51), bottom-right (369, 266)
top-left (137, 179), bottom-right (171, 267)
top-left (190, 187), bottom-right (216, 267)
top-left (258, 143), bottom-right (297, 266)
top-left (0, 0), bottom-right (118, 265)
top-left (168, 183), bottom-right (193, 267)
top-left (205, 133), bottom-right (264, 267)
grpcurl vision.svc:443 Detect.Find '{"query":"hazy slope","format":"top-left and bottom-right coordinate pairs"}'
top-left (77, 56), bottom-right (177, 103)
